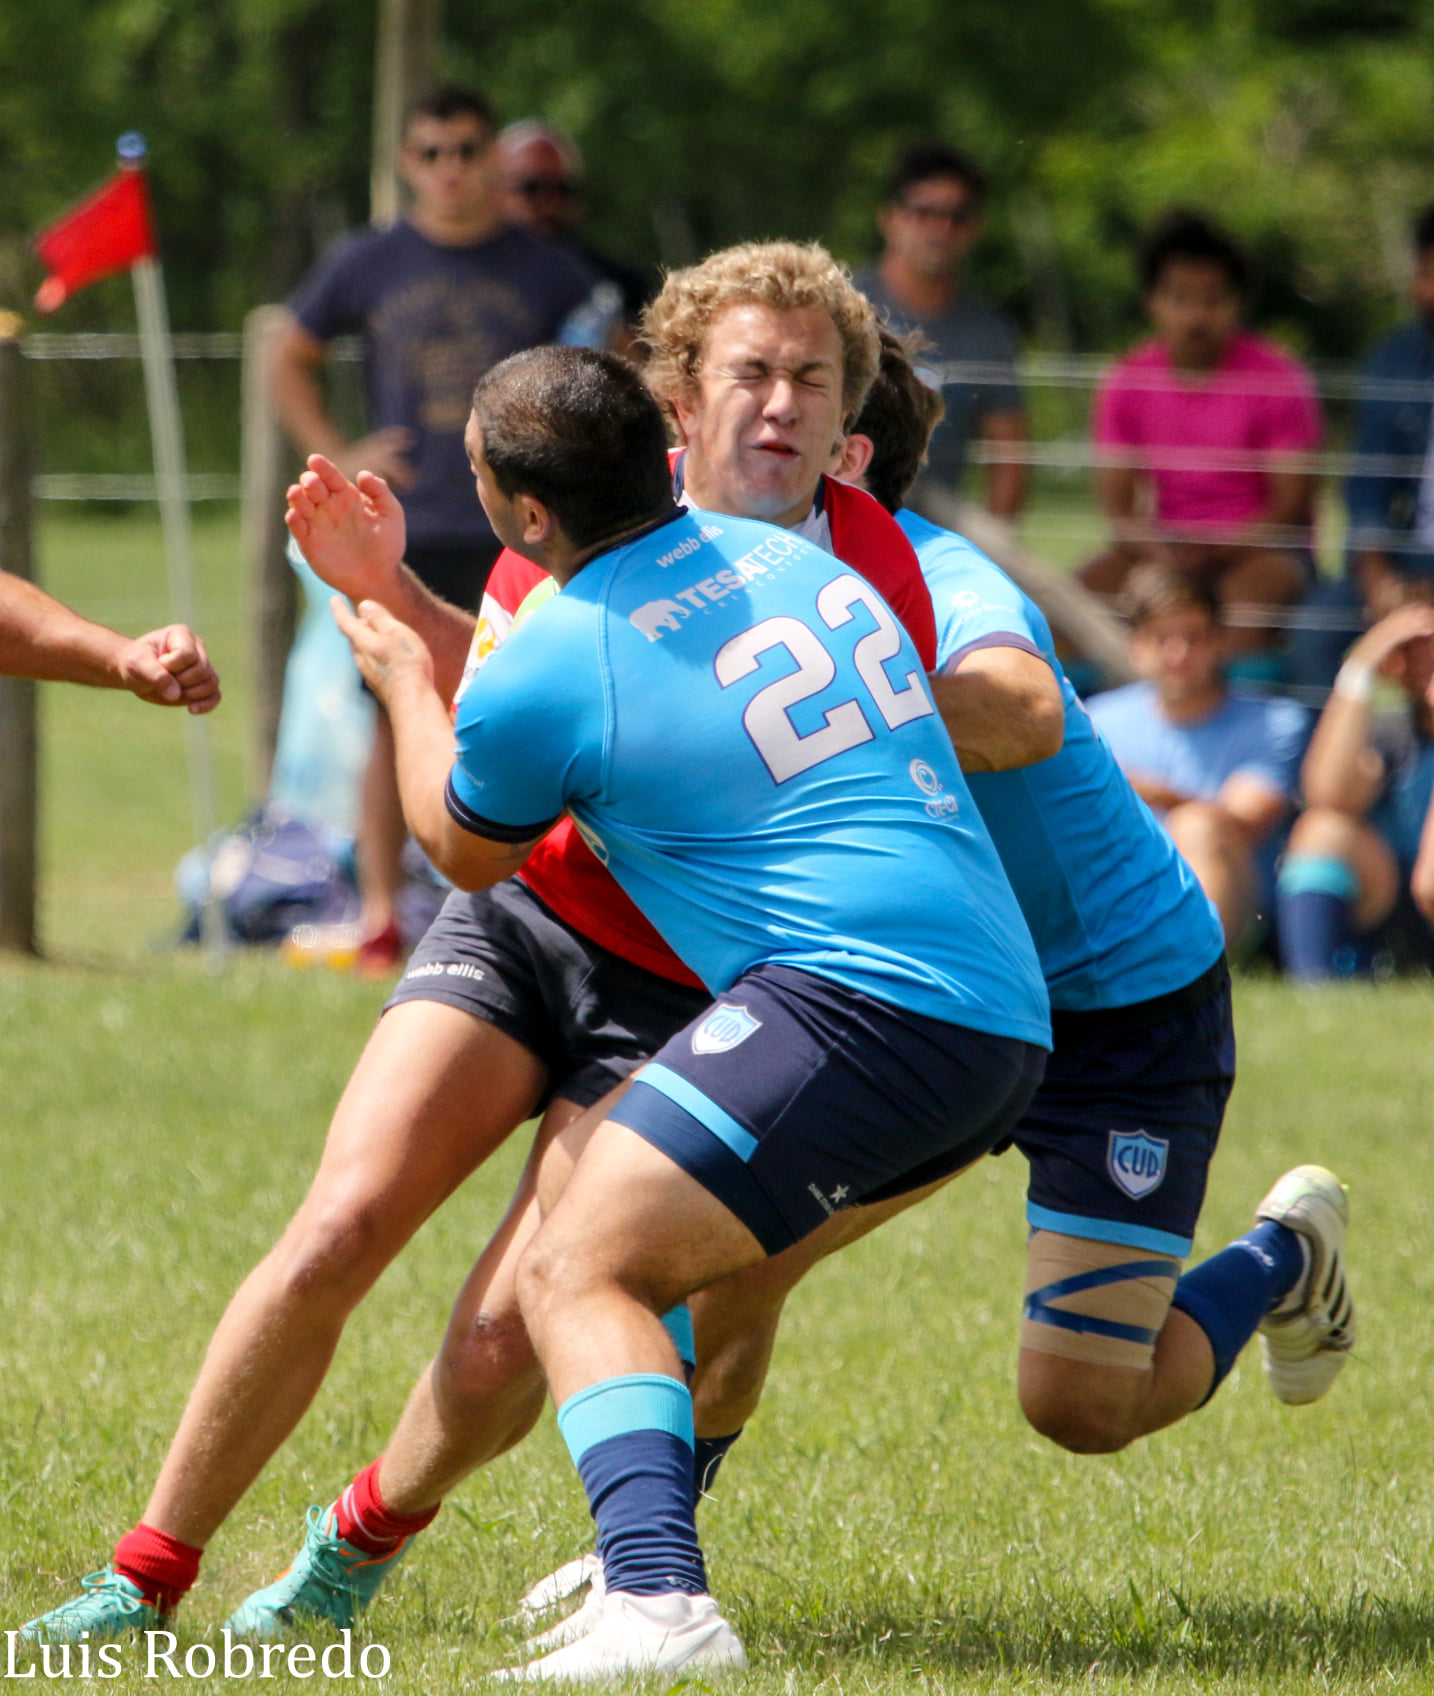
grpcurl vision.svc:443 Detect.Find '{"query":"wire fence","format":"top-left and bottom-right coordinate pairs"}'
top-left (21, 334), bottom-right (1424, 668)
top-left (22, 331), bottom-right (362, 503)
top-left (23, 333), bottom-right (1417, 501)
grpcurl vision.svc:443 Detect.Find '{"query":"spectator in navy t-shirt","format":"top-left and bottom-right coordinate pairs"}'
top-left (1088, 562), bottom-right (1308, 948)
top-left (267, 85), bottom-right (606, 975)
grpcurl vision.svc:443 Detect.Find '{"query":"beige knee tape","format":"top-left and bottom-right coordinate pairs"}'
top-left (1021, 1231), bottom-right (1181, 1371)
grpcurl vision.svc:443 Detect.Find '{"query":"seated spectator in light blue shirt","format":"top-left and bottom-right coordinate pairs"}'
top-left (1345, 205), bottom-right (1434, 620)
top-left (1088, 563), bottom-right (1309, 948)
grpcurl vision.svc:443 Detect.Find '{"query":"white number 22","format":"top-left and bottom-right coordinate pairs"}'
top-left (713, 574), bottom-right (934, 783)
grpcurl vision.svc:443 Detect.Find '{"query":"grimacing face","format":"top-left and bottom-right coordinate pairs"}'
top-left (671, 301), bottom-right (848, 528)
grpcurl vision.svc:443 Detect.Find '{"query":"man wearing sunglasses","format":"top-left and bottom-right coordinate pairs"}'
top-left (855, 142), bottom-right (1029, 520)
top-left (266, 86), bottom-right (612, 977)
top-left (498, 120), bottom-right (651, 348)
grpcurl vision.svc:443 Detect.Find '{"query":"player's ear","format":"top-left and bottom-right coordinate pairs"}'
top-left (668, 382), bottom-right (700, 445)
top-left (832, 431), bottom-right (875, 489)
top-left (517, 492), bottom-right (555, 546)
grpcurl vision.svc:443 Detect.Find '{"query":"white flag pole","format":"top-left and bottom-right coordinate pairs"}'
top-left (121, 134), bottom-right (227, 967)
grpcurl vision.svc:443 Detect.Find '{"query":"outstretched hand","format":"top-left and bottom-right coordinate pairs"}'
top-left (330, 596), bottom-right (435, 708)
top-left (116, 625), bottom-right (221, 713)
top-left (286, 454), bottom-right (408, 603)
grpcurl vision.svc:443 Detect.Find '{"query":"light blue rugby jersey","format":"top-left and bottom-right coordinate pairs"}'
top-left (447, 505), bottom-right (1050, 1046)
top-left (900, 508), bottom-right (1223, 1011)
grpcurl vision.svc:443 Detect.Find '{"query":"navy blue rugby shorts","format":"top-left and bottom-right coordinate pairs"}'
top-left (606, 962), bottom-right (1046, 1256)
top-left (386, 879), bottom-right (709, 1112)
top-left (1008, 957), bottom-right (1234, 1259)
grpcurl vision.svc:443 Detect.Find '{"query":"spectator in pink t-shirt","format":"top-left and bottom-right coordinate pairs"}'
top-left (1082, 212), bottom-right (1323, 656)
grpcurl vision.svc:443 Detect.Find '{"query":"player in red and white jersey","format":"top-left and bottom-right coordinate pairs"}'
top-left (23, 242), bottom-right (939, 1644)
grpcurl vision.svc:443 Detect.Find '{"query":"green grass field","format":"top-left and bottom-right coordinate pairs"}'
top-left (4, 509), bottom-right (1434, 1691)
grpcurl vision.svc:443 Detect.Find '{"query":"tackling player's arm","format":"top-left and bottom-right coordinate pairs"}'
top-left (930, 643), bottom-right (1064, 773)
top-left (289, 453), bottom-right (476, 705)
top-left (332, 596), bottom-right (547, 889)
top-left (0, 571), bottom-right (220, 711)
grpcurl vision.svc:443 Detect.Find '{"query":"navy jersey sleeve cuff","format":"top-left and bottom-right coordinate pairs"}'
top-left (444, 772), bottom-right (559, 843)
top-left (942, 632), bottom-right (1048, 674)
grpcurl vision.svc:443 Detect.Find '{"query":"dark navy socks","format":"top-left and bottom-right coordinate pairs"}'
top-left (1170, 1219), bottom-right (1306, 1400)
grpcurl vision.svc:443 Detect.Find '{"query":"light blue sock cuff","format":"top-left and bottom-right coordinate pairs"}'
top-left (661, 1304), bottom-right (696, 1368)
top-left (1278, 854), bottom-right (1359, 902)
top-left (557, 1373), bottom-right (694, 1466)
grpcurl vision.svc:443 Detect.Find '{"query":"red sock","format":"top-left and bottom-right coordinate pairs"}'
top-left (333, 1458), bottom-right (440, 1555)
top-left (113, 1524), bottom-right (203, 1613)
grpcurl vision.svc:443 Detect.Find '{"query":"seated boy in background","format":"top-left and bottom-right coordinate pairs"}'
top-left (1087, 563), bottom-right (1307, 948)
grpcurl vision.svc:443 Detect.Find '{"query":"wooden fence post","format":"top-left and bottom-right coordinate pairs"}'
top-left (0, 323), bottom-right (38, 954)
top-left (241, 304), bottom-right (298, 797)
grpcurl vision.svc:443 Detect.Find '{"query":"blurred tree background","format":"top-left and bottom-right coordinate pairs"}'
top-left (1, 0), bottom-right (1432, 461)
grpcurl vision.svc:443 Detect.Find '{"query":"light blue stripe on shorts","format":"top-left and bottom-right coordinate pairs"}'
top-left (1028, 1202), bottom-right (1192, 1259)
top-left (635, 1063), bottom-right (759, 1162)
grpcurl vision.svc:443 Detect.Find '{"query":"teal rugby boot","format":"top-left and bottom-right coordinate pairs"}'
top-left (224, 1505), bottom-right (410, 1638)
top-left (19, 1567), bottom-right (163, 1641)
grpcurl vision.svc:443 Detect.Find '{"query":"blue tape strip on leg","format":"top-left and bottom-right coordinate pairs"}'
top-left (1023, 1258), bottom-right (1178, 1350)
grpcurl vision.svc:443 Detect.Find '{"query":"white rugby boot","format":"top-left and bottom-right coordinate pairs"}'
top-left (495, 1589), bottom-right (747, 1682)
top-left (1255, 1164), bottom-right (1355, 1405)
top-left (517, 1553), bottom-right (602, 1623)
top-left (520, 1555), bottom-right (605, 1652)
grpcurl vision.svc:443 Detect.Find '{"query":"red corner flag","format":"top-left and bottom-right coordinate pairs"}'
top-left (32, 163), bottom-right (157, 314)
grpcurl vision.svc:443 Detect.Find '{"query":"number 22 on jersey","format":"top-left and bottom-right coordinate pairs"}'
top-left (714, 573), bottom-right (935, 784)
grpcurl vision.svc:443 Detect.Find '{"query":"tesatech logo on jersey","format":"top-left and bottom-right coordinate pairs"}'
top-left (691, 1003), bottom-right (762, 1055)
top-left (629, 532), bottom-right (800, 641)
top-left (630, 598), bottom-right (689, 641)
top-left (1107, 1129), bottom-right (1169, 1200)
